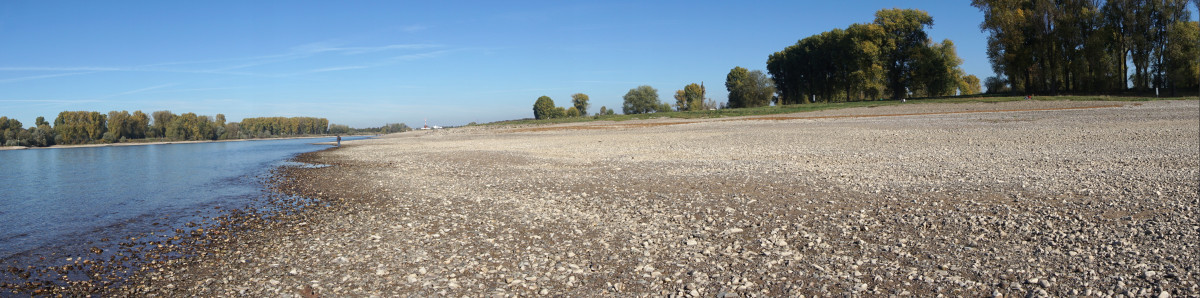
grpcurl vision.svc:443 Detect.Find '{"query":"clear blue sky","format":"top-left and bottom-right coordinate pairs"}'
top-left (1, 1), bottom-right (1028, 127)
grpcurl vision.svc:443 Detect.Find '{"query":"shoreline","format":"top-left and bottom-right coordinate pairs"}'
top-left (14, 99), bottom-right (1194, 296)
top-left (0, 134), bottom-right (375, 151)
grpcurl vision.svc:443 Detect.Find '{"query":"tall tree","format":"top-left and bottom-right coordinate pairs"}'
top-left (1164, 20), bottom-right (1200, 93)
top-left (150, 110), bottom-right (176, 138)
top-left (570, 93), bottom-right (590, 116)
top-left (622, 85), bottom-right (663, 114)
top-left (130, 111), bottom-right (149, 139)
top-left (53, 111), bottom-right (107, 144)
top-left (911, 40), bottom-right (966, 97)
top-left (726, 67), bottom-right (776, 108)
top-left (674, 83), bottom-right (706, 111)
top-left (533, 96), bottom-right (556, 120)
top-left (875, 8), bottom-right (934, 100)
top-left (960, 74), bottom-right (983, 95)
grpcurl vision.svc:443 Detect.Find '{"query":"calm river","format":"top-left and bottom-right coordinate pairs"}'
top-left (0, 137), bottom-right (360, 263)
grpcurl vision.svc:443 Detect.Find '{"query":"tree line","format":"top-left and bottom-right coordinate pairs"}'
top-left (529, 8), bottom-right (980, 118)
top-left (524, 4), bottom-right (1193, 120)
top-left (532, 93), bottom-right (605, 119)
top-left (0, 111), bottom-right (403, 147)
top-left (972, 0), bottom-right (1198, 95)
top-left (768, 8), bottom-right (979, 104)
top-left (328, 123), bottom-right (412, 135)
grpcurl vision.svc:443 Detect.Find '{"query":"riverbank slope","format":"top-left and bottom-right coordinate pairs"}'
top-left (119, 100), bottom-right (1199, 296)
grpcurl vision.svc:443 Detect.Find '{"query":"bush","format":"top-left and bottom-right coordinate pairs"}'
top-left (566, 106), bottom-right (581, 117)
top-left (533, 96), bottom-right (557, 120)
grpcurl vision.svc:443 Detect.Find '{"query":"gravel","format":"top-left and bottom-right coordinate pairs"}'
top-left (108, 99), bottom-right (1197, 297)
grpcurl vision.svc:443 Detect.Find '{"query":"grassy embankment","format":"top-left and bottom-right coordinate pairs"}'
top-left (486, 95), bottom-right (1198, 126)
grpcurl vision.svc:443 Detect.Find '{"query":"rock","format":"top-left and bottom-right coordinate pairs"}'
top-left (332, 256), bottom-right (349, 265)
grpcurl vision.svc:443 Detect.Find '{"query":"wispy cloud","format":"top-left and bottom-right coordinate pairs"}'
top-left (0, 71), bottom-right (100, 83)
top-left (0, 42), bottom-right (450, 83)
top-left (0, 99), bottom-right (103, 104)
top-left (97, 83), bottom-right (178, 99)
top-left (401, 25), bottom-right (429, 33)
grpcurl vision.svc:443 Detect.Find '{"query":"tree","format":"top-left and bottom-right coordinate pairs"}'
top-left (566, 106), bottom-right (581, 117)
top-left (30, 124), bottom-right (55, 147)
top-left (974, 0), bottom-right (1193, 94)
top-left (107, 110), bottom-right (131, 141)
top-left (1164, 20), bottom-right (1199, 93)
top-left (533, 96), bottom-right (557, 120)
top-left (622, 85), bottom-right (662, 114)
top-left (960, 74), bottom-right (983, 95)
top-left (129, 111), bottom-right (149, 139)
top-left (911, 39), bottom-right (965, 97)
top-left (984, 76), bottom-right (1010, 93)
top-left (570, 93), bottom-right (590, 116)
top-left (727, 67), bottom-right (776, 108)
top-left (150, 110), bottom-right (176, 139)
top-left (598, 106), bottom-right (608, 116)
top-left (53, 111), bottom-right (107, 144)
top-left (35, 116), bottom-right (48, 127)
top-left (674, 83), bottom-right (706, 111)
top-left (875, 8), bottom-right (934, 100)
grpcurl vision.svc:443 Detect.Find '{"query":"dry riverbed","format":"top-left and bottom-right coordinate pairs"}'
top-left (114, 100), bottom-right (1197, 297)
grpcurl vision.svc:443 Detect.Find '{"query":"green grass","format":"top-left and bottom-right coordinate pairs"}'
top-left (483, 94), bottom-right (1197, 126)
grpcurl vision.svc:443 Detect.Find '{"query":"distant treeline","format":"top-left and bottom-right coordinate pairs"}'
top-left (1, 110), bottom-right (409, 147)
top-left (328, 123), bottom-right (411, 134)
top-left (768, 8), bottom-right (979, 104)
top-left (972, 0), bottom-right (1198, 95)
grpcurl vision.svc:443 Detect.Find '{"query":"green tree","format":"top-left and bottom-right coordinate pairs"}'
top-left (329, 124), bottom-right (351, 135)
top-left (570, 93), bottom-right (590, 116)
top-left (53, 111), bottom-right (107, 144)
top-left (960, 74), bottom-right (983, 95)
top-left (566, 106), bottom-right (581, 117)
top-left (911, 40), bottom-right (965, 97)
top-left (35, 116), bottom-right (48, 127)
top-left (984, 76), bottom-right (1010, 93)
top-left (622, 85), bottom-right (662, 114)
top-left (107, 110), bottom-right (132, 142)
top-left (598, 106), bottom-right (608, 116)
top-left (533, 96), bottom-right (557, 120)
top-left (30, 124), bottom-right (55, 147)
top-left (674, 83), bottom-right (706, 111)
top-left (130, 111), bottom-right (149, 139)
top-left (726, 67), bottom-right (776, 108)
top-left (875, 8), bottom-right (934, 100)
top-left (0, 117), bottom-right (21, 146)
top-left (1164, 20), bottom-right (1199, 93)
top-left (150, 110), bottom-right (176, 139)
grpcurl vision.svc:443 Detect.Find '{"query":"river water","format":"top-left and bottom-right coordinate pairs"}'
top-left (0, 137), bottom-right (360, 263)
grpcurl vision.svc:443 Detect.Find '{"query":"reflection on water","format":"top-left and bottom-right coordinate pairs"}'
top-left (0, 137), bottom-right (360, 261)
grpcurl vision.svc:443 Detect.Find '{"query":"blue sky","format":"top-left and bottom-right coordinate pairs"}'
top-left (1, 1), bottom-right (1068, 127)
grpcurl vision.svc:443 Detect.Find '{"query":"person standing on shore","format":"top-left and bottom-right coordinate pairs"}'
top-left (336, 135), bottom-right (341, 147)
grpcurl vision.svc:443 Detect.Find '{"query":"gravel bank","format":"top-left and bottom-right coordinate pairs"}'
top-left (118, 100), bottom-right (1198, 297)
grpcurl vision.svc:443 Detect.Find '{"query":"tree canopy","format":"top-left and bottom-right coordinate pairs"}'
top-left (726, 67), bottom-right (776, 108)
top-left (675, 83), bottom-right (707, 111)
top-left (972, 0), bottom-right (1198, 94)
top-left (622, 85), bottom-right (664, 114)
top-left (767, 9), bottom-right (970, 103)
top-left (571, 93), bottom-right (590, 116)
top-left (532, 96), bottom-right (557, 120)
